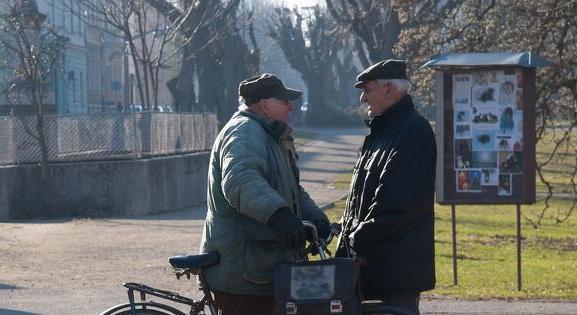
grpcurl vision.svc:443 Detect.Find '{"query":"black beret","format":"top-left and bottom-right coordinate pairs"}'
top-left (354, 59), bottom-right (408, 88)
top-left (239, 73), bottom-right (302, 104)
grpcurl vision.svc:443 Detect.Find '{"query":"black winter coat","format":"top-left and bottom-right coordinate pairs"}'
top-left (337, 95), bottom-right (436, 297)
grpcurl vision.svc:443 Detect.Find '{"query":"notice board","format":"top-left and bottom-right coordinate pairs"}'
top-left (435, 67), bottom-right (536, 204)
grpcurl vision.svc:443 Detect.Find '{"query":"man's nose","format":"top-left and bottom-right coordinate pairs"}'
top-left (287, 101), bottom-right (293, 111)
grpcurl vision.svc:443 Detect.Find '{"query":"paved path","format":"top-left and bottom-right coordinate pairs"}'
top-left (296, 127), bottom-right (366, 207)
top-left (1, 128), bottom-right (576, 314)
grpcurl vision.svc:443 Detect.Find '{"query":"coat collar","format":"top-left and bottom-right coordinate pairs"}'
top-left (366, 94), bottom-right (414, 130)
top-left (237, 110), bottom-right (288, 141)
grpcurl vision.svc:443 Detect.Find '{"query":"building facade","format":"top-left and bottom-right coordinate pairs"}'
top-left (1, 0), bottom-right (178, 115)
top-left (39, 0), bottom-right (88, 114)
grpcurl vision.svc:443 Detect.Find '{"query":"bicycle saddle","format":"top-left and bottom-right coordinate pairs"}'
top-left (169, 252), bottom-right (219, 269)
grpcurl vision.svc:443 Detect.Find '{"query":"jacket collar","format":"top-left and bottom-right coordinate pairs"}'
top-left (237, 110), bottom-right (288, 141)
top-left (366, 94), bottom-right (414, 130)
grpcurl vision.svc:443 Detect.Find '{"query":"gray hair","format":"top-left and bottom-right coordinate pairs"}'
top-left (377, 79), bottom-right (411, 94)
top-left (238, 96), bottom-right (249, 111)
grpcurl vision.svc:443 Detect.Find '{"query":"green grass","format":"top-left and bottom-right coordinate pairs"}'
top-left (317, 127), bottom-right (577, 299)
top-left (324, 192), bottom-right (577, 300)
top-left (535, 130), bottom-right (577, 195)
top-left (327, 172), bottom-right (353, 190)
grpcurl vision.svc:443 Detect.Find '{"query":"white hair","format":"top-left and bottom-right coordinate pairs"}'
top-left (377, 79), bottom-right (411, 94)
top-left (238, 96), bottom-right (249, 111)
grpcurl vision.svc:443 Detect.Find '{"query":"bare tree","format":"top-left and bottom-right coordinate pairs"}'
top-left (324, 0), bottom-right (401, 67)
top-left (217, 8), bottom-right (260, 122)
top-left (78, 0), bottom-right (196, 110)
top-left (269, 6), bottom-right (349, 125)
top-left (0, 0), bottom-right (67, 175)
top-left (146, 0), bottom-right (262, 123)
top-left (394, 0), bottom-right (577, 226)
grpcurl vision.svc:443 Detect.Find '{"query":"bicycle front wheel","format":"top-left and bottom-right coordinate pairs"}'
top-left (100, 301), bottom-right (186, 315)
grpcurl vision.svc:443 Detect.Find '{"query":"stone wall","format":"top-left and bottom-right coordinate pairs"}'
top-left (0, 152), bottom-right (209, 220)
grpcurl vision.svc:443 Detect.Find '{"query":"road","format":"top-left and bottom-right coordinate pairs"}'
top-left (1, 128), bottom-right (576, 314)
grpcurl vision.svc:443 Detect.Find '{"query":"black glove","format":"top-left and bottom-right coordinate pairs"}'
top-left (268, 207), bottom-right (305, 249)
top-left (316, 219), bottom-right (331, 240)
top-left (305, 219), bottom-right (331, 242)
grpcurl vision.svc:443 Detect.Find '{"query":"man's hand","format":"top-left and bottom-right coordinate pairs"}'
top-left (306, 219), bottom-right (331, 241)
top-left (268, 207), bottom-right (305, 249)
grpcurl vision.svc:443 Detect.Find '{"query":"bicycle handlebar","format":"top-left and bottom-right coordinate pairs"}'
top-left (301, 220), bottom-right (342, 260)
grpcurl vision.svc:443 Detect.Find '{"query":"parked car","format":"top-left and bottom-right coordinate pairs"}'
top-left (154, 105), bottom-right (173, 112)
top-left (124, 104), bottom-right (143, 112)
top-left (124, 104), bottom-right (173, 112)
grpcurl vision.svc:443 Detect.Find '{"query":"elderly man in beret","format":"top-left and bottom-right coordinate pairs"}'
top-left (200, 73), bottom-right (330, 314)
top-left (336, 60), bottom-right (437, 314)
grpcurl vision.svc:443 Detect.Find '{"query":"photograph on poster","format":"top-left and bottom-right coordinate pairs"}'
top-left (455, 124), bottom-right (472, 138)
top-left (457, 170), bottom-right (469, 191)
top-left (499, 151), bottom-right (523, 174)
top-left (496, 135), bottom-right (513, 150)
top-left (488, 70), bottom-right (504, 84)
top-left (469, 170), bottom-right (482, 191)
top-left (456, 170), bottom-right (482, 192)
top-left (472, 106), bottom-right (500, 125)
top-left (454, 96), bottom-right (471, 107)
top-left (472, 129), bottom-right (496, 151)
top-left (455, 139), bottom-right (473, 169)
top-left (498, 174), bottom-right (512, 196)
top-left (481, 168), bottom-right (498, 185)
top-left (453, 74), bottom-right (473, 107)
top-left (472, 151), bottom-right (498, 168)
top-left (499, 107), bottom-right (515, 134)
top-left (499, 80), bottom-right (516, 105)
top-left (473, 72), bottom-right (489, 86)
top-left (455, 109), bottom-right (471, 123)
top-left (472, 84), bottom-right (500, 107)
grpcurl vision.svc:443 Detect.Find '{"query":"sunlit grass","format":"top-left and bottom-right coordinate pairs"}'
top-left (314, 126), bottom-right (577, 299)
top-left (536, 131), bottom-right (577, 195)
top-left (324, 184), bottom-right (577, 299)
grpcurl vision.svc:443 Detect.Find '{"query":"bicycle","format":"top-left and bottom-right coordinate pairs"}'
top-left (100, 222), bottom-right (414, 315)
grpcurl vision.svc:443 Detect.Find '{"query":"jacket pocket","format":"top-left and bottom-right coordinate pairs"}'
top-left (243, 239), bottom-right (287, 285)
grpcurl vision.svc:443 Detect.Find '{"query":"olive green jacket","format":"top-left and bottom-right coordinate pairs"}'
top-left (199, 110), bottom-right (328, 295)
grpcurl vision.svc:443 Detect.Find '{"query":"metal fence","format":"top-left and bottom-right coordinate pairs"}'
top-left (0, 112), bottom-right (218, 165)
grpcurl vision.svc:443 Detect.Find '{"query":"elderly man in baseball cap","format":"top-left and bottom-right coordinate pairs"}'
top-left (199, 73), bottom-right (329, 315)
top-left (337, 60), bottom-right (437, 315)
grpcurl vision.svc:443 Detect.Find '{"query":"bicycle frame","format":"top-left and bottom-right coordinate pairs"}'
top-left (104, 266), bottom-right (217, 315)
top-left (103, 221), bottom-right (411, 315)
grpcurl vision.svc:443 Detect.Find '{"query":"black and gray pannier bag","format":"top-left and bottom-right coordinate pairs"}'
top-left (274, 258), bottom-right (361, 315)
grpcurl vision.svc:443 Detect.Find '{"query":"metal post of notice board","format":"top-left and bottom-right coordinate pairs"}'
top-left (516, 204), bottom-right (522, 290)
top-left (451, 204), bottom-right (458, 286)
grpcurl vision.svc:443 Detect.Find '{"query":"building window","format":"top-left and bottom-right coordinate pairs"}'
top-left (80, 71), bottom-right (84, 107)
top-left (69, 70), bottom-right (76, 105)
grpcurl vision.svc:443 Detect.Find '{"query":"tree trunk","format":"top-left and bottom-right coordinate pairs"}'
top-left (196, 42), bottom-right (226, 123)
top-left (304, 75), bottom-right (332, 126)
top-left (170, 46), bottom-right (196, 112)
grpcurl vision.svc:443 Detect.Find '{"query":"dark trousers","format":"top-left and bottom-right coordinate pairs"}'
top-left (213, 290), bottom-right (275, 315)
top-left (376, 292), bottom-right (420, 315)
